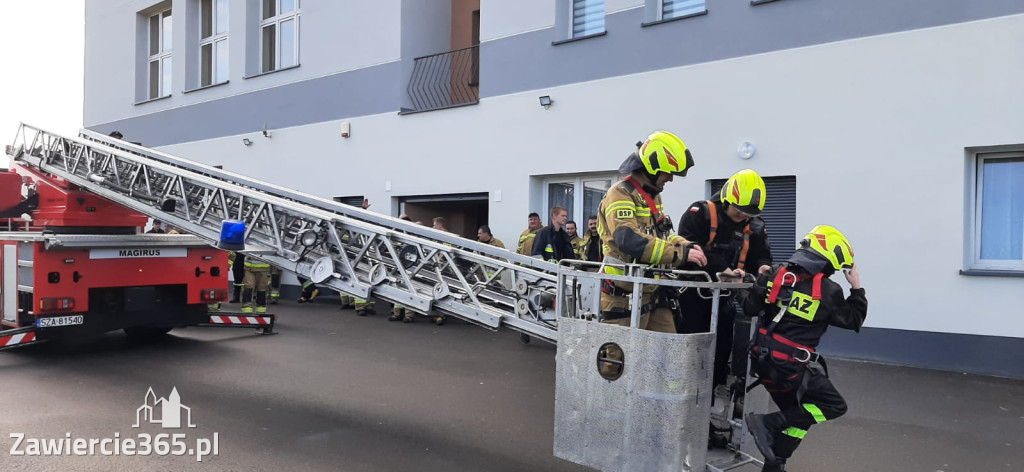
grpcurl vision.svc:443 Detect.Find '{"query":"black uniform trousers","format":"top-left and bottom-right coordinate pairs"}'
top-left (677, 288), bottom-right (735, 387)
top-left (763, 363), bottom-right (848, 459)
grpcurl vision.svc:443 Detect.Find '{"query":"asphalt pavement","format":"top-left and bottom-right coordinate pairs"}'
top-left (0, 300), bottom-right (1021, 471)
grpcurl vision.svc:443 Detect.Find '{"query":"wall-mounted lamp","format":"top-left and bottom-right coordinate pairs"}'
top-left (539, 95), bottom-right (553, 110)
top-left (737, 141), bottom-right (756, 160)
top-left (242, 138), bottom-right (253, 146)
top-left (262, 123), bottom-right (272, 138)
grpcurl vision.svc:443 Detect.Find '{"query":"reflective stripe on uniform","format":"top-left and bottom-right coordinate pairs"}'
top-left (603, 266), bottom-right (625, 276)
top-left (804, 404), bottom-right (827, 423)
top-left (783, 427), bottom-right (807, 439)
top-left (650, 238), bottom-right (665, 265)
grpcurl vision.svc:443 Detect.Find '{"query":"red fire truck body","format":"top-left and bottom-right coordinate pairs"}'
top-left (0, 162), bottom-right (230, 348)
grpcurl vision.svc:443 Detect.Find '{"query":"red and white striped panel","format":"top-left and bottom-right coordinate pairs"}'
top-left (208, 315), bottom-right (272, 326)
top-left (1, 331), bottom-right (37, 348)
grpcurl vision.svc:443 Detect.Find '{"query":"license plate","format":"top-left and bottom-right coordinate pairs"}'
top-left (37, 315), bottom-right (85, 328)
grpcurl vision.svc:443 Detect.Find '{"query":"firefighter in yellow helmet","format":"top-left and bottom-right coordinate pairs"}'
top-left (743, 225), bottom-right (866, 472)
top-left (678, 169), bottom-right (773, 387)
top-left (597, 130), bottom-right (706, 334)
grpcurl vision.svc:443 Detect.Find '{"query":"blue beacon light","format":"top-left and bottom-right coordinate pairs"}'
top-left (218, 220), bottom-right (246, 251)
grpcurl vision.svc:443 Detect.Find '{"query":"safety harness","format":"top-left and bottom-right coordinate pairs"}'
top-left (749, 267), bottom-right (826, 393)
top-left (705, 200), bottom-right (753, 270)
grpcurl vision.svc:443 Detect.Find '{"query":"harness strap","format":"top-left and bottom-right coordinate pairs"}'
top-left (707, 200), bottom-right (718, 245)
top-left (767, 268), bottom-right (797, 303)
top-left (737, 225), bottom-right (752, 270)
top-left (625, 176), bottom-right (664, 225)
top-left (811, 272), bottom-right (824, 300)
top-left (753, 328), bottom-right (819, 364)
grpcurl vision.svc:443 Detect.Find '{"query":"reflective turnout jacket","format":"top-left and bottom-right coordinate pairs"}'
top-left (516, 228), bottom-right (539, 255)
top-left (598, 177), bottom-right (691, 272)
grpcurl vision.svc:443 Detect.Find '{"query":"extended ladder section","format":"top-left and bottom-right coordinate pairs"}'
top-left (9, 124), bottom-right (568, 342)
top-left (8, 124), bottom-right (764, 471)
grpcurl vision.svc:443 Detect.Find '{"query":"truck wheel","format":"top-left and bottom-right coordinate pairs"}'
top-left (123, 326), bottom-right (173, 340)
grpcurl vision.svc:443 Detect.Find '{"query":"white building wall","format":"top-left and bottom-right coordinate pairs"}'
top-left (163, 14), bottom-right (1024, 339)
top-left (84, 0), bottom-right (402, 126)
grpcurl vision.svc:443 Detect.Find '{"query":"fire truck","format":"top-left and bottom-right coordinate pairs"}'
top-left (4, 123), bottom-right (762, 472)
top-left (0, 144), bottom-right (273, 352)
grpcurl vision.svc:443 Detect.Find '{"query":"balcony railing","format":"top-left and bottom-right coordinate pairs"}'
top-left (404, 46), bottom-right (479, 114)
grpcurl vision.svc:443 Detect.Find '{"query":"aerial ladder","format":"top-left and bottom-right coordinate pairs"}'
top-left (7, 123), bottom-right (765, 471)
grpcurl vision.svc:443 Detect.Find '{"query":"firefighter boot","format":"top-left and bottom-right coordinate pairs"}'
top-left (403, 312), bottom-right (415, 323)
top-left (388, 306), bottom-right (405, 322)
top-left (746, 413), bottom-right (785, 466)
top-left (340, 294), bottom-right (354, 310)
top-left (434, 315), bottom-right (446, 326)
top-left (761, 459), bottom-right (787, 472)
top-left (255, 291), bottom-right (269, 314)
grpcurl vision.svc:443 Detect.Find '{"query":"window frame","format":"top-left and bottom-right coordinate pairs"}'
top-left (542, 174), bottom-right (616, 226)
top-left (964, 149), bottom-right (1024, 274)
top-left (259, 0), bottom-right (301, 74)
top-left (642, 0), bottom-right (707, 27)
top-left (657, 0), bottom-right (707, 22)
top-left (570, 0), bottom-right (605, 40)
top-left (199, 0), bottom-right (229, 87)
top-left (147, 8), bottom-right (173, 99)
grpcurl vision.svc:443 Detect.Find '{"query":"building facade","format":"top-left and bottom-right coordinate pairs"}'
top-left (83, 0), bottom-right (1024, 377)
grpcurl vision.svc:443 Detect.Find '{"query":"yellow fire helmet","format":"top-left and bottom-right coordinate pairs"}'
top-left (721, 169), bottom-right (766, 216)
top-left (800, 225), bottom-right (855, 271)
top-left (636, 131), bottom-right (695, 177)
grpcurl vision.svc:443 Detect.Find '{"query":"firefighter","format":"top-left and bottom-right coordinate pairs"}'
top-left (269, 266), bottom-right (282, 304)
top-left (296, 276), bottom-right (319, 303)
top-left (515, 212), bottom-right (543, 256)
top-left (228, 251), bottom-right (246, 303)
top-left (597, 130), bottom-right (706, 335)
top-left (389, 215), bottom-right (417, 323)
top-left (743, 225), bottom-right (867, 472)
top-left (565, 220), bottom-right (583, 258)
top-left (677, 169), bottom-right (773, 387)
top-left (477, 225), bottom-right (505, 249)
top-left (580, 215), bottom-right (602, 265)
top-left (242, 256), bottom-right (272, 314)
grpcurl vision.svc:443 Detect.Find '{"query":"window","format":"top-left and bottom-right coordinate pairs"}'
top-left (260, 0), bottom-right (300, 73)
top-left (571, 0), bottom-right (605, 38)
top-left (148, 9), bottom-right (173, 99)
top-left (659, 0), bottom-right (706, 21)
top-left (710, 176), bottom-right (797, 263)
top-left (200, 0), bottom-right (229, 87)
top-left (966, 151), bottom-right (1024, 272)
top-left (543, 176), bottom-right (614, 225)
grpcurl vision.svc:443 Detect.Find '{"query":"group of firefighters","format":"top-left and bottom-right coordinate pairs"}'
top-left (587, 130), bottom-right (866, 471)
top-left (221, 130), bottom-right (865, 471)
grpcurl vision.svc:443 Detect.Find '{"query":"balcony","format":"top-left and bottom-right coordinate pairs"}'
top-left (402, 46), bottom-right (479, 114)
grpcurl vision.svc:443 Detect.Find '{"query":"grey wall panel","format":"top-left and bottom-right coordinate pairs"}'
top-left (91, 61), bottom-right (404, 147)
top-left (821, 327), bottom-right (1024, 379)
top-left (481, 0), bottom-right (1024, 99)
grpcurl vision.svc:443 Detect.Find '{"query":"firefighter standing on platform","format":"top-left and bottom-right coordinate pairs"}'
top-left (743, 225), bottom-right (867, 472)
top-left (597, 130), bottom-right (706, 334)
top-left (677, 169), bottom-right (773, 387)
top-left (242, 256), bottom-right (272, 314)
